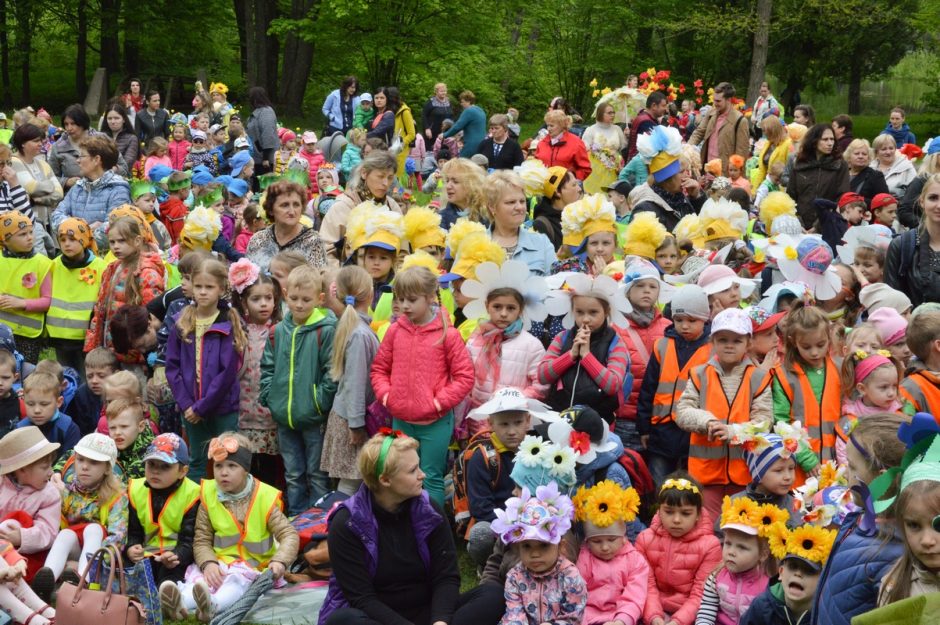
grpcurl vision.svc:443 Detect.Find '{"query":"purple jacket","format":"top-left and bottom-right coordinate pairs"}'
top-left (319, 485), bottom-right (442, 622)
top-left (165, 309), bottom-right (240, 417)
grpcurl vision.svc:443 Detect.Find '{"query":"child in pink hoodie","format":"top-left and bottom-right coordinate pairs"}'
top-left (836, 348), bottom-right (902, 465)
top-left (575, 481), bottom-right (649, 625)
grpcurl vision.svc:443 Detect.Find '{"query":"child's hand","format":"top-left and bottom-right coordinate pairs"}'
top-left (127, 545), bottom-right (146, 563)
top-left (183, 407), bottom-right (202, 424)
top-left (707, 420), bottom-right (730, 441)
top-left (0, 524), bottom-right (21, 547)
top-left (808, 464), bottom-right (822, 478)
top-left (349, 427), bottom-right (368, 447)
top-left (9, 560), bottom-right (26, 580)
top-left (571, 325), bottom-right (590, 359)
top-left (0, 295), bottom-right (24, 310)
top-left (158, 551), bottom-right (180, 569)
top-left (268, 561), bottom-right (286, 579)
top-left (203, 562), bottom-right (224, 590)
top-left (759, 348), bottom-right (780, 370)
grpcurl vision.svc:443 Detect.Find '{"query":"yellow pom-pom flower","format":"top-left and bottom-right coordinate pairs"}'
top-left (582, 480), bottom-right (626, 527)
top-left (784, 246), bottom-right (798, 260)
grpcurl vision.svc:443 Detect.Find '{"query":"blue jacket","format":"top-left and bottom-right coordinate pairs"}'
top-left (741, 583), bottom-right (809, 625)
top-left (18, 411), bottom-right (80, 461)
top-left (322, 89), bottom-right (360, 133)
top-left (504, 227), bottom-right (556, 277)
top-left (444, 105), bottom-right (487, 158)
top-left (66, 383), bottom-right (102, 435)
top-left (880, 122), bottom-right (916, 147)
top-left (810, 509), bottom-right (904, 625)
top-left (51, 170), bottom-right (132, 233)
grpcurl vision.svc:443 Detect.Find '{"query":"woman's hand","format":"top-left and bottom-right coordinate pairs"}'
top-left (682, 177), bottom-right (701, 198)
top-left (269, 561), bottom-right (286, 579)
top-left (203, 562), bottom-right (225, 590)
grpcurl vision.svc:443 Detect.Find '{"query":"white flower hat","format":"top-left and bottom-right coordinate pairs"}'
top-left (620, 259), bottom-right (675, 306)
top-left (836, 224), bottom-right (894, 265)
top-left (460, 259), bottom-right (549, 330)
top-left (759, 281), bottom-right (812, 312)
top-left (775, 236), bottom-right (842, 301)
top-left (544, 271), bottom-right (633, 328)
top-left (547, 405), bottom-right (618, 465)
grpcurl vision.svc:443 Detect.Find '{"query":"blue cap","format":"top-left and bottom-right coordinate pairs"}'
top-left (230, 151), bottom-right (253, 177)
top-left (192, 165), bottom-right (215, 186)
top-left (142, 433), bottom-right (190, 465)
top-left (148, 164), bottom-right (174, 184)
top-left (226, 178), bottom-right (250, 198)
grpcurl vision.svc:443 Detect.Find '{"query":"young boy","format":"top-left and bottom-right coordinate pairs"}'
top-left (33, 360), bottom-right (80, 418)
top-left (353, 92), bottom-right (374, 130)
top-left (637, 284), bottom-right (713, 488)
top-left (816, 192), bottom-right (866, 253)
top-left (126, 433), bottom-right (200, 590)
top-left (107, 397), bottom-right (155, 481)
top-left (159, 171), bottom-right (193, 244)
top-left (17, 372), bottom-right (79, 460)
top-left (132, 180), bottom-right (171, 250)
top-left (900, 309), bottom-right (940, 419)
top-left (755, 162), bottom-right (784, 209)
top-left (869, 192), bottom-right (898, 231)
top-left (676, 307), bottom-right (773, 519)
top-left (67, 347), bottom-right (117, 435)
top-left (0, 350), bottom-right (21, 438)
top-left (259, 265), bottom-right (337, 516)
top-left (604, 180), bottom-right (633, 224)
top-left (747, 306), bottom-right (785, 369)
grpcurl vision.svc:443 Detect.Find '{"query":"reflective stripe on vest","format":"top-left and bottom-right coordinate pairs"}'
top-left (0, 254), bottom-right (52, 338)
top-left (688, 362), bottom-right (771, 486)
top-left (46, 255), bottom-right (107, 340)
top-left (650, 338), bottom-right (711, 425)
top-left (773, 359), bottom-right (840, 463)
top-left (128, 477), bottom-right (200, 555)
top-left (201, 479), bottom-right (282, 568)
top-left (900, 371), bottom-right (940, 419)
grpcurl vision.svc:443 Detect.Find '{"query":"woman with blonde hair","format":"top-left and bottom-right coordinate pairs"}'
top-left (899, 139), bottom-right (940, 228)
top-left (751, 115), bottom-right (791, 189)
top-left (872, 133), bottom-right (917, 200)
top-left (844, 137), bottom-right (889, 203)
top-left (438, 157), bottom-right (487, 230)
top-left (535, 109), bottom-right (591, 180)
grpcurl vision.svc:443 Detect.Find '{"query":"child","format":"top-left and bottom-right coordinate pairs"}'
top-left (166, 258), bottom-right (245, 482)
top-left (259, 265), bottom-right (336, 515)
top-left (274, 129), bottom-right (298, 175)
top-left (838, 349), bottom-right (902, 464)
top-left (168, 124), bottom-right (191, 171)
top-left (491, 482), bottom-right (587, 625)
top-left (34, 433), bottom-right (127, 599)
top-left (144, 137), bottom-right (172, 178)
top-left (17, 372), bottom-right (79, 459)
top-left (0, 537), bottom-right (56, 625)
top-left (268, 250), bottom-right (308, 299)
top-left (539, 271), bottom-right (630, 426)
top-left (605, 180), bottom-right (633, 224)
top-left (320, 265), bottom-right (378, 496)
top-left (234, 203), bottom-right (264, 254)
top-left (0, 212), bottom-right (51, 364)
top-left (655, 235), bottom-right (682, 275)
top-left (574, 480), bottom-right (649, 625)
top-left (69, 347), bottom-right (117, 435)
top-left (869, 193), bottom-right (898, 231)
top-left (229, 259), bottom-right (283, 487)
top-left (296, 132), bottom-right (325, 193)
top-left (341, 128), bottom-right (367, 181)
top-left (159, 432), bottom-right (298, 623)
top-left (159, 171), bottom-right (193, 244)
top-left (868, 307), bottom-right (911, 367)
top-left (370, 265), bottom-right (475, 507)
top-left (95, 370), bottom-right (152, 437)
top-left (126, 433), bottom-right (199, 590)
top-left (345, 202), bottom-right (403, 324)
top-left (728, 155), bottom-right (751, 195)
top-left (773, 303), bottom-right (841, 483)
top-left (754, 162), bottom-right (784, 209)
top-left (816, 193), bottom-right (866, 254)
top-left (188, 130), bottom-right (221, 176)
top-left (636, 474), bottom-right (722, 625)
top-left (311, 164), bottom-right (342, 226)
top-left (0, 350), bottom-right (20, 438)
top-left (353, 92), bottom-right (374, 130)
top-left (106, 397), bottom-right (155, 481)
top-left (85, 217), bottom-right (165, 357)
top-left (698, 265), bottom-right (754, 317)
top-left (747, 307), bottom-right (785, 370)
top-left (637, 285), bottom-right (713, 487)
top-left (900, 310), bottom-right (940, 416)
top-left (132, 180), bottom-right (171, 250)
top-left (48, 217), bottom-right (106, 375)
top-left (676, 308), bottom-right (773, 519)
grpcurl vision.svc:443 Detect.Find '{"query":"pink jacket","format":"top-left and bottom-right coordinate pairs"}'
top-left (501, 556), bottom-right (587, 625)
top-left (466, 329), bottom-right (547, 409)
top-left (296, 149), bottom-right (326, 193)
top-left (168, 140), bottom-right (191, 170)
top-left (371, 312), bottom-right (475, 425)
top-left (636, 509), bottom-right (722, 625)
top-left (0, 476), bottom-right (61, 554)
top-left (713, 566), bottom-right (768, 625)
top-left (577, 541), bottom-right (650, 625)
top-left (615, 312), bottom-right (671, 421)
top-left (837, 396), bottom-right (902, 465)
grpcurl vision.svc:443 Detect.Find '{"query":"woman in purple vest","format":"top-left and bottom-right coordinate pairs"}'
top-left (319, 431), bottom-right (460, 625)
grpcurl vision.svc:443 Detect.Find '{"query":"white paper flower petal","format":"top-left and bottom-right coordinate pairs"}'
top-left (463, 299), bottom-right (488, 322)
top-left (461, 278), bottom-right (487, 300)
top-left (473, 262), bottom-right (502, 287)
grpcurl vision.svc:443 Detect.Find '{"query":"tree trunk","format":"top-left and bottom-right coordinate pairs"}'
top-left (13, 0), bottom-right (31, 102)
top-left (278, 0), bottom-right (319, 116)
top-left (122, 0), bottom-right (140, 80)
top-left (233, 0), bottom-right (249, 77)
top-left (262, 0), bottom-right (280, 97)
top-left (100, 0), bottom-right (121, 78)
top-left (243, 0), bottom-right (279, 95)
top-left (847, 59), bottom-right (862, 115)
top-left (745, 0), bottom-right (773, 106)
top-left (0, 0), bottom-right (10, 107)
top-left (76, 0), bottom-right (87, 99)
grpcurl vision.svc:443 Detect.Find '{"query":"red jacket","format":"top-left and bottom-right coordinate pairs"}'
top-left (370, 311), bottom-right (475, 425)
top-left (615, 312), bottom-right (672, 421)
top-left (535, 131), bottom-right (591, 180)
top-left (159, 197), bottom-right (188, 244)
top-left (168, 140), bottom-right (191, 170)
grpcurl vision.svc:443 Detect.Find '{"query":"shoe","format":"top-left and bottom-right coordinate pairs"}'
top-left (192, 580), bottom-right (215, 623)
top-left (32, 567), bottom-right (55, 604)
top-left (59, 568), bottom-right (80, 587)
top-left (159, 580), bottom-right (187, 620)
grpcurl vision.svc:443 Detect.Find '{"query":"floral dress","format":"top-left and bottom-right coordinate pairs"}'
top-left (60, 476), bottom-right (129, 550)
top-left (238, 322), bottom-right (278, 455)
top-left (581, 122), bottom-right (627, 194)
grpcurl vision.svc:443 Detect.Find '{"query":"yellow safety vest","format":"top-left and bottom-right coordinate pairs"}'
top-left (128, 477), bottom-right (200, 555)
top-left (0, 254), bottom-right (52, 338)
top-left (201, 479), bottom-right (282, 568)
top-left (46, 255), bottom-right (107, 340)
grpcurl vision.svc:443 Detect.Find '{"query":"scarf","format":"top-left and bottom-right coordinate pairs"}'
top-left (474, 318), bottom-right (523, 385)
top-left (626, 308), bottom-right (655, 328)
top-left (431, 97), bottom-right (450, 108)
top-left (1, 248), bottom-right (33, 259)
top-left (218, 474), bottom-right (255, 503)
top-left (68, 473), bottom-right (105, 495)
top-left (61, 249), bottom-right (94, 269)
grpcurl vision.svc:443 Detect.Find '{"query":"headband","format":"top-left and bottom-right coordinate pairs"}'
top-left (375, 428), bottom-right (405, 478)
top-left (854, 352), bottom-right (893, 384)
top-left (207, 435), bottom-right (251, 471)
top-left (661, 478), bottom-right (700, 495)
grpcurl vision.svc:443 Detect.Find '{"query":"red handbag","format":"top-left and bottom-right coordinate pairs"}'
top-left (55, 545), bottom-right (146, 625)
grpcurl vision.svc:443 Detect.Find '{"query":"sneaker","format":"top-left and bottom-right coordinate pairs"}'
top-left (32, 567), bottom-right (55, 604)
top-left (159, 580), bottom-right (187, 620)
top-left (192, 580), bottom-right (215, 623)
top-left (59, 568), bottom-right (80, 587)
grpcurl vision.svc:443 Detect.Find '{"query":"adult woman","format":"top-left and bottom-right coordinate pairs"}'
top-left (367, 88), bottom-right (397, 146)
top-left (475, 114), bottom-right (524, 170)
top-left (319, 432), bottom-right (460, 625)
top-left (581, 101), bottom-right (626, 193)
top-left (443, 91), bottom-right (487, 159)
top-left (390, 87), bottom-right (416, 181)
top-left (630, 151), bottom-right (705, 231)
top-left (246, 86), bottom-right (279, 175)
top-left (535, 109), bottom-right (591, 181)
top-left (50, 135), bottom-right (131, 232)
top-left (11, 124), bottom-right (62, 228)
top-left (786, 123), bottom-right (849, 228)
top-left (871, 134), bottom-right (917, 200)
top-left (751, 115), bottom-right (791, 189)
top-left (134, 90), bottom-right (170, 142)
top-left (532, 167), bottom-right (583, 250)
top-left (189, 87), bottom-right (212, 125)
top-left (899, 141), bottom-right (940, 228)
top-left (438, 158), bottom-right (487, 230)
top-left (245, 179), bottom-right (327, 271)
top-left (752, 82), bottom-right (781, 126)
top-left (124, 78), bottom-right (144, 112)
top-left (486, 170), bottom-right (555, 276)
top-left (319, 151), bottom-right (401, 260)
top-left (102, 102), bottom-right (139, 175)
top-left (322, 76), bottom-right (360, 136)
top-left (48, 104), bottom-right (126, 190)
top-left (844, 138), bottom-right (889, 203)
top-left (885, 174), bottom-right (940, 306)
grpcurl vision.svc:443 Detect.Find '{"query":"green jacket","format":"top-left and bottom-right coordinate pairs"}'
top-left (259, 308), bottom-right (337, 429)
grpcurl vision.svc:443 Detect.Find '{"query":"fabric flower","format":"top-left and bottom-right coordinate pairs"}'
top-left (79, 268), bottom-right (97, 285)
top-left (767, 523), bottom-right (790, 560)
top-left (722, 496), bottom-right (759, 527)
top-left (756, 503), bottom-right (790, 536)
top-left (21, 273), bottom-right (36, 289)
top-left (228, 258), bottom-right (261, 294)
top-left (517, 435), bottom-right (547, 468)
top-left (569, 431), bottom-right (590, 456)
top-left (583, 482), bottom-right (624, 527)
top-left (548, 447), bottom-right (577, 479)
top-left (787, 525), bottom-right (837, 565)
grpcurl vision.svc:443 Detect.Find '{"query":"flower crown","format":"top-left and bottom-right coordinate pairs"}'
top-left (660, 478), bottom-right (699, 494)
top-left (853, 348), bottom-right (892, 361)
top-left (792, 463), bottom-right (858, 527)
top-left (515, 435), bottom-right (578, 488)
top-left (767, 523), bottom-right (837, 564)
top-left (573, 480), bottom-right (640, 527)
top-left (544, 271), bottom-right (632, 329)
top-left (720, 496), bottom-right (790, 537)
top-left (228, 258), bottom-right (261, 294)
top-left (490, 482), bottom-right (574, 545)
top-left (727, 420), bottom-right (810, 458)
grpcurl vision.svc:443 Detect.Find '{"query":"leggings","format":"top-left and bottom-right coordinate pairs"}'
top-left (393, 413), bottom-right (454, 508)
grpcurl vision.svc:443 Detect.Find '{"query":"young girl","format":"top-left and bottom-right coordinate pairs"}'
top-left (166, 258), bottom-right (246, 482)
top-left (158, 432), bottom-right (299, 623)
top-left (274, 129), bottom-right (298, 176)
top-left (230, 258), bottom-right (282, 488)
top-left (144, 136), bottom-right (172, 178)
top-left (697, 265), bottom-right (754, 317)
top-left (561, 195), bottom-right (618, 275)
top-left (868, 307), bottom-right (912, 367)
top-left (0, 537), bottom-right (56, 625)
top-left (492, 482), bottom-right (587, 625)
top-left (539, 271), bottom-right (630, 426)
top-left (234, 203), bottom-right (264, 254)
top-left (370, 265), bottom-right (475, 507)
top-left (85, 217), bottom-right (165, 358)
top-left (35, 434), bottom-right (127, 594)
top-left (636, 474), bottom-right (722, 625)
top-left (656, 235), bottom-right (682, 275)
top-left (837, 350), bottom-right (902, 465)
top-left (574, 481), bottom-right (648, 625)
top-left (168, 124), bottom-right (191, 171)
top-left (321, 265), bottom-right (379, 495)
top-left (727, 155), bottom-right (751, 195)
top-left (310, 164), bottom-right (342, 229)
top-left (773, 303), bottom-right (841, 485)
top-left (0, 211), bottom-right (52, 364)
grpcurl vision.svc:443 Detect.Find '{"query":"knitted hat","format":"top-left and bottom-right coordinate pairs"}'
top-left (510, 435), bottom-right (578, 494)
top-left (0, 426), bottom-right (60, 474)
top-left (622, 211), bottom-right (667, 259)
top-left (670, 284), bottom-right (710, 321)
top-left (770, 214), bottom-right (803, 236)
top-left (859, 283), bottom-right (912, 315)
top-left (74, 433), bottom-right (118, 466)
top-left (745, 433), bottom-right (788, 484)
top-left (637, 126), bottom-right (683, 183)
top-left (711, 308), bottom-right (753, 336)
top-left (491, 482), bottom-right (574, 545)
top-left (868, 308), bottom-right (908, 346)
top-left (620, 259), bottom-right (675, 305)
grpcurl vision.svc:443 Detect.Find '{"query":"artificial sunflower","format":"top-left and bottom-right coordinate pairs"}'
top-left (786, 525), bottom-right (837, 565)
top-left (517, 435), bottom-right (546, 468)
top-left (621, 487), bottom-right (641, 522)
top-left (721, 496), bottom-right (760, 528)
top-left (756, 503), bottom-right (790, 537)
top-left (572, 486), bottom-right (590, 522)
top-left (583, 480), bottom-right (626, 527)
top-left (766, 522), bottom-right (791, 560)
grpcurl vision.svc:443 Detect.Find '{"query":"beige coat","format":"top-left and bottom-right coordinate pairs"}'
top-left (675, 359), bottom-right (773, 433)
top-left (689, 107), bottom-right (750, 176)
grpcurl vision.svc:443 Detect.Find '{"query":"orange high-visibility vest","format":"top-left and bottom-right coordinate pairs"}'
top-left (687, 362), bottom-right (771, 486)
top-left (650, 338), bottom-right (711, 426)
top-left (773, 358), bottom-right (841, 469)
top-left (900, 371), bottom-right (940, 425)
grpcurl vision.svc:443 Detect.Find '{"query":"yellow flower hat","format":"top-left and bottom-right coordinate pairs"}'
top-left (720, 496), bottom-right (789, 538)
top-left (622, 211), bottom-right (667, 260)
top-left (404, 205), bottom-right (446, 251)
top-left (767, 523), bottom-right (837, 570)
top-left (444, 233), bottom-right (506, 282)
top-left (574, 480), bottom-right (640, 536)
top-left (561, 194), bottom-right (617, 249)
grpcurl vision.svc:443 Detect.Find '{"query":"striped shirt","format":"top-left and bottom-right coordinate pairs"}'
top-left (538, 329), bottom-right (629, 397)
top-left (0, 181), bottom-right (32, 219)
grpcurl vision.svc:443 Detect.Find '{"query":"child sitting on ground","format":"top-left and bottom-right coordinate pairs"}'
top-left (106, 397), bottom-right (156, 481)
top-left (17, 372), bottom-right (79, 461)
top-left (0, 537), bottom-right (56, 625)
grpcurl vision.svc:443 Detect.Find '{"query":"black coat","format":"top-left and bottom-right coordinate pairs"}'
top-left (885, 228), bottom-right (940, 307)
top-left (475, 137), bottom-right (524, 170)
top-left (421, 98), bottom-right (453, 144)
top-left (898, 172), bottom-right (929, 229)
top-left (787, 156), bottom-right (850, 229)
top-left (848, 166), bottom-right (889, 205)
top-left (135, 108), bottom-right (170, 142)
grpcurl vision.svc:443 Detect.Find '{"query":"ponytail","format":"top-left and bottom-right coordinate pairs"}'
top-left (330, 266), bottom-right (373, 380)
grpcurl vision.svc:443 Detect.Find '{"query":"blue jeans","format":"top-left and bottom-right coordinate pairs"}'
top-left (648, 450), bottom-right (686, 490)
top-left (614, 419), bottom-right (643, 453)
top-left (393, 413), bottom-right (454, 508)
top-left (184, 412), bottom-right (239, 482)
top-left (277, 424), bottom-right (330, 515)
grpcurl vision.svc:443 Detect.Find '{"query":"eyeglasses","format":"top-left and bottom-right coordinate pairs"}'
top-left (193, 139), bottom-right (206, 143)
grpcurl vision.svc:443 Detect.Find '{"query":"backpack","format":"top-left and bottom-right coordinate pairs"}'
top-left (895, 229), bottom-right (917, 282)
top-left (452, 431), bottom-right (501, 538)
top-left (593, 447), bottom-right (655, 497)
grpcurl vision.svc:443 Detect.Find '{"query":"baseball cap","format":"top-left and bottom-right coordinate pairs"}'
top-left (73, 433), bottom-right (118, 466)
top-left (225, 178), bottom-right (250, 199)
top-left (143, 433), bottom-right (190, 465)
top-left (837, 192), bottom-right (866, 209)
top-left (230, 151), bottom-right (252, 178)
top-left (233, 136), bottom-right (250, 149)
top-left (870, 193), bottom-right (897, 211)
top-left (746, 306), bottom-right (786, 334)
top-left (603, 180), bottom-right (634, 197)
top-left (208, 124), bottom-right (224, 135)
top-left (191, 165), bottom-right (215, 186)
top-left (360, 92), bottom-right (373, 103)
top-left (190, 129), bottom-right (207, 142)
top-left (302, 131), bottom-right (318, 144)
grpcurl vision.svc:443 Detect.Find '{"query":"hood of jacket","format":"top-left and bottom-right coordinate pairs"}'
top-left (281, 306), bottom-right (334, 333)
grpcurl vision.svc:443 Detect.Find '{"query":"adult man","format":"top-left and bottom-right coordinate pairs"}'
top-left (421, 83), bottom-right (453, 145)
top-left (832, 114), bottom-right (854, 155)
top-left (475, 114), bottom-right (524, 170)
top-left (689, 82), bottom-right (750, 175)
top-left (625, 91), bottom-right (668, 160)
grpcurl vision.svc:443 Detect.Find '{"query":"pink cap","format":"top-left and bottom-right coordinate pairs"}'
top-left (302, 131), bottom-right (318, 144)
top-left (868, 307), bottom-right (908, 346)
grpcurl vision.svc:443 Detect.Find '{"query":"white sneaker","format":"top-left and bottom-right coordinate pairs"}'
top-left (159, 580), bottom-right (187, 620)
top-left (192, 580), bottom-right (216, 623)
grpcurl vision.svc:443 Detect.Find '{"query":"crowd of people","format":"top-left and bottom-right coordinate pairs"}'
top-left (0, 71), bottom-right (937, 625)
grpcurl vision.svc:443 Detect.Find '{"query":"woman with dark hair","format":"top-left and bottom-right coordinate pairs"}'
top-left (443, 90), bottom-right (487, 158)
top-left (124, 78), bottom-right (144, 112)
top-left (885, 174), bottom-right (940, 306)
top-left (245, 179), bottom-right (327, 270)
top-left (134, 89), bottom-right (170, 142)
top-left (51, 135), bottom-right (131, 232)
top-left (786, 123), bottom-right (849, 228)
top-left (322, 76), bottom-right (360, 136)
top-left (367, 87), bottom-right (397, 145)
top-left (11, 123), bottom-right (62, 227)
top-left (246, 86), bottom-right (279, 174)
top-left (48, 104), bottom-right (94, 190)
top-left (102, 101), bottom-right (139, 176)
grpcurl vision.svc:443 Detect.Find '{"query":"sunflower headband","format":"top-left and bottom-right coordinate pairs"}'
top-left (573, 480), bottom-right (640, 529)
top-left (720, 496), bottom-right (790, 537)
top-left (767, 523), bottom-right (837, 566)
top-left (375, 428), bottom-right (407, 479)
top-left (661, 478), bottom-right (699, 495)
top-left (208, 435), bottom-right (251, 471)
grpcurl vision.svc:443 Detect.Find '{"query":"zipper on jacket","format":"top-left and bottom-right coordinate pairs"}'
top-left (288, 325), bottom-right (299, 428)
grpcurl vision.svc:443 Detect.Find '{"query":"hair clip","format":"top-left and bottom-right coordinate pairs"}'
top-left (661, 478), bottom-right (700, 495)
top-left (344, 295), bottom-right (355, 306)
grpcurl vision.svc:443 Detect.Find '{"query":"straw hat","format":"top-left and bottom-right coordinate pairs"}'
top-left (0, 426), bottom-right (60, 474)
